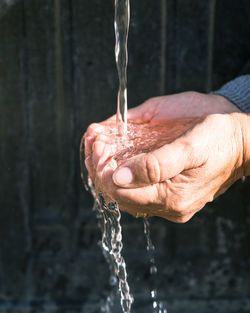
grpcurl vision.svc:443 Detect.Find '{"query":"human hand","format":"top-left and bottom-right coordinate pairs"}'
top-left (83, 93), bottom-right (244, 222)
top-left (123, 92), bottom-right (241, 122)
top-left (84, 92), bottom-right (240, 160)
top-left (84, 116), bottom-right (201, 199)
top-left (90, 113), bottom-right (248, 222)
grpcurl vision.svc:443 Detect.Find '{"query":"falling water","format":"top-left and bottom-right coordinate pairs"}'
top-left (99, 194), bottom-right (134, 313)
top-left (80, 136), bottom-right (133, 313)
top-left (143, 219), bottom-right (168, 313)
top-left (114, 0), bottom-right (130, 136)
top-left (92, 4), bottom-right (134, 310)
top-left (80, 0), bottom-right (169, 311)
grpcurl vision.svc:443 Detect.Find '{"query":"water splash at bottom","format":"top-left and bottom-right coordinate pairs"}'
top-left (84, 171), bottom-right (168, 313)
top-left (93, 192), bottom-right (134, 313)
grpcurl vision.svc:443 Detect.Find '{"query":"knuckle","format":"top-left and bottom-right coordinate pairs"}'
top-left (145, 153), bottom-right (161, 184)
top-left (88, 123), bottom-right (104, 135)
top-left (88, 123), bottom-right (98, 131)
top-left (189, 91), bottom-right (201, 99)
top-left (205, 113), bottom-right (225, 125)
top-left (181, 139), bottom-right (195, 157)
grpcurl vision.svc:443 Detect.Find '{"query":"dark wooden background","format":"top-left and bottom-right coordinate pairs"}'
top-left (0, 0), bottom-right (250, 312)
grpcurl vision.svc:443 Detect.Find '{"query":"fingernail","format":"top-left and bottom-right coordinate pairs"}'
top-left (113, 167), bottom-right (133, 186)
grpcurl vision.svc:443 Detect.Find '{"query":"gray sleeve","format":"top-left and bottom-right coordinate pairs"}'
top-left (211, 75), bottom-right (250, 113)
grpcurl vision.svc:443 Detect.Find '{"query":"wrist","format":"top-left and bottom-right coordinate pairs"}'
top-left (242, 114), bottom-right (250, 176)
top-left (208, 94), bottom-right (242, 113)
top-left (232, 113), bottom-right (250, 177)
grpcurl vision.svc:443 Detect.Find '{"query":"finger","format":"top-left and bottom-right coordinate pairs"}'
top-left (86, 123), bottom-right (105, 137)
top-left (85, 133), bottom-right (111, 160)
top-left (101, 163), bottom-right (199, 223)
top-left (92, 139), bottom-right (116, 178)
top-left (101, 163), bottom-right (162, 208)
top-left (102, 173), bottom-right (192, 222)
top-left (118, 201), bottom-right (193, 223)
top-left (92, 141), bottom-right (106, 170)
top-left (96, 145), bottom-right (114, 174)
top-left (85, 136), bottom-right (96, 158)
top-left (112, 138), bottom-right (197, 188)
top-left (95, 134), bottom-right (111, 144)
top-left (85, 156), bottom-right (93, 179)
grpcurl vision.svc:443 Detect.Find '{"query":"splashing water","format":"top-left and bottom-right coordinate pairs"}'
top-left (98, 193), bottom-right (134, 313)
top-left (92, 201), bottom-right (117, 313)
top-left (115, 0), bottom-right (130, 136)
top-left (93, 196), bottom-right (134, 313)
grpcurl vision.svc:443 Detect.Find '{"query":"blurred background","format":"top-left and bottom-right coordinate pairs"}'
top-left (0, 0), bottom-right (250, 312)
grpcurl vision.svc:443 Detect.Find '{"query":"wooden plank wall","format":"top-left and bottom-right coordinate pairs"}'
top-left (0, 0), bottom-right (250, 311)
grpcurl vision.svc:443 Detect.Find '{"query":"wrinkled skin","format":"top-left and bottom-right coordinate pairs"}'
top-left (84, 92), bottom-right (249, 223)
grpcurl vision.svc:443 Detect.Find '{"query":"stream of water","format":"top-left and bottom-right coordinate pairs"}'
top-left (80, 0), bottom-right (168, 312)
top-left (80, 171), bottom-right (133, 313)
top-left (115, 0), bottom-right (129, 136)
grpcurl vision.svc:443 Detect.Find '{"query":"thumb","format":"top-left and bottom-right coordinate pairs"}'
top-left (112, 139), bottom-right (197, 188)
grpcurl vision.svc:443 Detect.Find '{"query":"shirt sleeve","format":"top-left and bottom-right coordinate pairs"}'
top-left (211, 75), bottom-right (250, 113)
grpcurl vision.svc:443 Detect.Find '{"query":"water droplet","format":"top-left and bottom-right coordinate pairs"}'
top-left (150, 265), bottom-right (158, 274)
top-left (151, 290), bottom-right (157, 298)
top-left (147, 244), bottom-right (155, 252)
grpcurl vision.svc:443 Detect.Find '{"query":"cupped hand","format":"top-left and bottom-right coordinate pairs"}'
top-left (83, 92), bottom-right (243, 222)
top-left (124, 91), bottom-right (241, 122)
top-left (84, 92), bottom-right (240, 158)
